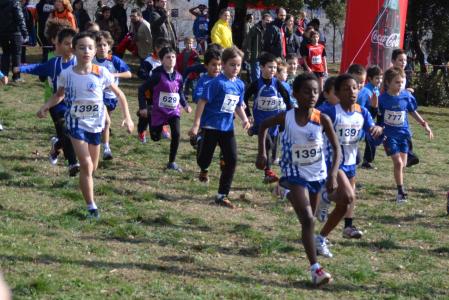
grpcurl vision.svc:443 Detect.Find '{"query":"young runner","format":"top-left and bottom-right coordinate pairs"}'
top-left (37, 32), bottom-right (134, 219)
top-left (138, 47), bottom-right (192, 172)
top-left (19, 27), bottom-right (79, 176)
top-left (93, 31), bottom-right (132, 160)
top-left (256, 73), bottom-right (340, 286)
top-left (303, 31), bottom-right (327, 93)
top-left (379, 67), bottom-right (433, 203)
top-left (244, 52), bottom-right (290, 183)
top-left (318, 74), bottom-right (383, 243)
top-left (188, 46), bottom-right (250, 208)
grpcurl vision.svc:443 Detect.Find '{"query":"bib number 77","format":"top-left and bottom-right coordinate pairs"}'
top-left (221, 94), bottom-right (240, 113)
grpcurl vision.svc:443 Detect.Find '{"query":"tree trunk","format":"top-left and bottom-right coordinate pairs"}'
top-left (332, 23), bottom-right (336, 63)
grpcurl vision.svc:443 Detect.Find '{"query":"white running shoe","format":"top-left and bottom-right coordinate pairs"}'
top-left (342, 226), bottom-right (363, 239)
top-left (311, 267), bottom-right (332, 286)
top-left (49, 137), bottom-right (59, 165)
top-left (103, 147), bottom-right (113, 160)
top-left (315, 235), bottom-right (333, 258)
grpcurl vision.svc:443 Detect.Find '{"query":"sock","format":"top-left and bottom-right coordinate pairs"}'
top-left (397, 185), bottom-right (405, 195)
top-left (310, 262), bottom-right (321, 271)
top-left (103, 143), bottom-right (110, 150)
top-left (87, 202), bottom-right (98, 210)
top-left (216, 193), bottom-right (226, 201)
top-left (344, 218), bottom-right (353, 228)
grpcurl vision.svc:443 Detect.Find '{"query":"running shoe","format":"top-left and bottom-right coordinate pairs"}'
top-left (361, 161), bottom-right (377, 170)
top-left (406, 155), bottom-right (419, 167)
top-left (87, 208), bottom-right (100, 220)
top-left (138, 132), bottom-right (147, 144)
top-left (311, 267), bottom-right (332, 286)
top-left (315, 235), bottom-right (333, 258)
top-left (215, 194), bottom-right (236, 209)
top-left (166, 162), bottom-right (183, 173)
top-left (263, 169), bottom-right (279, 184)
top-left (342, 226), bottom-right (363, 239)
top-left (247, 126), bottom-right (255, 137)
top-left (199, 170), bottom-right (209, 183)
top-left (68, 163), bottom-right (80, 177)
top-left (162, 125), bottom-right (171, 139)
top-left (49, 137), bottom-right (60, 165)
top-left (396, 193), bottom-right (408, 204)
top-left (103, 147), bottom-right (113, 160)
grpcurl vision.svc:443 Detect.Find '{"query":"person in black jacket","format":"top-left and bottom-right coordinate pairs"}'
top-left (263, 7), bottom-right (287, 59)
top-left (36, 0), bottom-right (54, 62)
top-left (0, 0), bottom-right (28, 81)
top-left (110, 0), bottom-right (127, 42)
top-left (142, 0), bottom-right (154, 23)
top-left (73, 0), bottom-right (91, 31)
top-left (149, 0), bottom-right (177, 52)
top-left (285, 14), bottom-right (301, 56)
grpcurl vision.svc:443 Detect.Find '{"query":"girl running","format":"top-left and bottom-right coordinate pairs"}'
top-left (37, 32), bottom-right (134, 219)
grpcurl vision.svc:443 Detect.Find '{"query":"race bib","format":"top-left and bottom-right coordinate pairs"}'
top-left (384, 110), bottom-right (405, 127)
top-left (159, 92), bottom-right (180, 109)
top-left (257, 96), bottom-right (280, 111)
top-left (43, 4), bottom-right (54, 12)
top-left (199, 23), bottom-right (208, 31)
top-left (312, 55), bottom-right (322, 65)
top-left (292, 143), bottom-right (322, 166)
top-left (70, 101), bottom-right (100, 119)
top-left (336, 123), bottom-right (361, 145)
top-left (221, 94), bottom-right (240, 113)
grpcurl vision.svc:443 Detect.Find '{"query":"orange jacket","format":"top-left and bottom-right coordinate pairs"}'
top-left (52, 10), bottom-right (77, 29)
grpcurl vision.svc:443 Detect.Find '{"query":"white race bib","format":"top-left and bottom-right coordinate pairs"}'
top-left (292, 143), bottom-right (322, 166)
top-left (336, 123), bottom-right (361, 145)
top-left (257, 96), bottom-right (280, 111)
top-left (221, 94), bottom-right (240, 113)
top-left (159, 92), bottom-right (180, 109)
top-left (312, 55), bottom-right (322, 65)
top-left (70, 101), bottom-right (101, 119)
top-left (384, 110), bottom-right (405, 126)
top-left (43, 4), bottom-right (54, 12)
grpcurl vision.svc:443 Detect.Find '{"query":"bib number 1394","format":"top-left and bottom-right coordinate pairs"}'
top-left (220, 94), bottom-right (240, 113)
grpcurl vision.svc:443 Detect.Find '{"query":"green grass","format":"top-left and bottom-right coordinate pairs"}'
top-left (1, 51), bottom-right (449, 299)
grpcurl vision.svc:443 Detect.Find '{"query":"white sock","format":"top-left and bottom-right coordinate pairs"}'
top-left (311, 262), bottom-right (321, 271)
top-left (87, 202), bottom-right (98, 210)
top-left (216, 193), bottom-right (226, 200)
top-left (103, 143), bottom-right (110, 150)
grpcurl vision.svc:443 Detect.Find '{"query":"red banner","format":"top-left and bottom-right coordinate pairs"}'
top-left (340, 0), bottom-right (408, 73)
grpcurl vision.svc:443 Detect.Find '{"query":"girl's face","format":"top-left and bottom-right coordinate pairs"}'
top-left (287, 59), bottom-right (298, 75)
top-left (223, 56), bottom-right (242, 78)
top-left (162, 52), bottom-right (177, 69)
top-left (54, 0), bottom-right (64, 12)
top-left (311, 34), bottom-right (319, 44)
top-left (392, 54), bottom-right (407, 69)
top-left (370, 75), bottom-right (383, 88)
top-left (96, 38), bottom-right (111, 58)
top-left (387, 75), bottom-right (404, 94)
top-left (293, 80), bottom-right (319, 108)
top-left (221, 11), bottom-right (231, 23)
top-left (337, 79), bottom-right (359, 105)
top-left (276, 69), bottom-right (288, 82)
top-left (261, 62), bottom-right (277, 79)
top-left (74, 37), bottom-right (96, 64)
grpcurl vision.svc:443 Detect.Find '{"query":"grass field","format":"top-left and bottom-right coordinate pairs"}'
top-left (1, 53), bottom-right (449, 299)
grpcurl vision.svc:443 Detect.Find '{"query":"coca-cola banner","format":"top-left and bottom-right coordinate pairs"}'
top-left (340, 0), bottom-right (408, 73)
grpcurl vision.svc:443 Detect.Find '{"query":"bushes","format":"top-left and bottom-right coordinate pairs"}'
top-left (413, 68), bottom-right (449, 107)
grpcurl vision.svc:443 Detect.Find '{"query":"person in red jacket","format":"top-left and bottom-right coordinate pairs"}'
top-left (176, 36), bottom-right (200, 99)
top-left (303, 31), bottom-right (328, 93)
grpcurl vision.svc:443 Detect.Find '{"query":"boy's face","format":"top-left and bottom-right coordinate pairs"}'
top-left (351, 73), bottom-right (366, 91)
top-left (185, 40), bottom-right (193, 50)
top-left (337, 79), bottom-right (359, 105)
top-left (392, 54), bottom-right (407, 69)
top-left (58, 37), bottom-right (73, 57)
top-left (276, 69), bottom-right (288, 82)
top-left (388, 75), bottom-right (404, 94)
top-left (205, 58), bottom-right (222, 77)
top-left (96, 38), bottom-right (110, 58)
top-left (261, 61), bottom-right (277, 79)
top-left (162, 52), bottom-right (176, 69)
top-left (369, 75), bottom-right (382, 87)
top-left (74, 37), bottom-right (96, 64)
top-left (287, 59), bottom-right (298, 75)
top-left (324, 87), bottom-right (339, 105)
top-left (223, 56), bottom-right (242, 78)
top-left (293, 80), bottom-right (319, 108)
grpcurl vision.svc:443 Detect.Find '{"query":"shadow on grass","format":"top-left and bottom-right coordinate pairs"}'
top-left (4, 253), bottom-right (381, 293)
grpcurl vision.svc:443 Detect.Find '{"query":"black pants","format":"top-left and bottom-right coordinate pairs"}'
top-left (50, 109), bottom-right (77, 165)
top-left (197, 129), bottom-right (237, 195)
top-left (150, 117), bottom-right (180, 163)
top-left (137, 104), bottom-right (152, 134)
top-left (363, 107), bottom-right (379, 163)
top-left (0, 34), bottom-right (22, 80)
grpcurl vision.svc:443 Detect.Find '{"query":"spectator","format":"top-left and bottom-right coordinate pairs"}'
top-left (285, 14), bottom-right (300, 56)
top-left (36, 0), bottom-right (54, 62)
top-left (211, 8), bottom-right (232, 49)
top-left (263, 7), bottom-right (287, 59)
top-left (111, 0), bottom-right (127, 42)
top-left (0, 0), bottom-right (29, 82)
top-left (20, 0), bottom-right (35, 64)
top-left (295, 10), bottom-right (308, 37)
top-left (299, 25), bottom-right (315, 69)
top-left (130, 8), bottom-right (153, 60)
top-left (72, 0), bottom-right (91, 31)
top-left (49, 0), bottom-right (77, 29)
top-left (142, 0), bottom-right (154, 23)
top-left (243, 13), bottom-right (254, 41)
top-left (243, 12), bottom-right (272, 82)
top-left (149, 0), bottom-right (177, 51)
top-left (308, 18), bottom-right (326, 45)
top-left (176, 36), bottom-right (200, 96)
top-left (190, 4), bottom-right (208, 54)
top-left (98, 6), bottom-right (121, 44)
